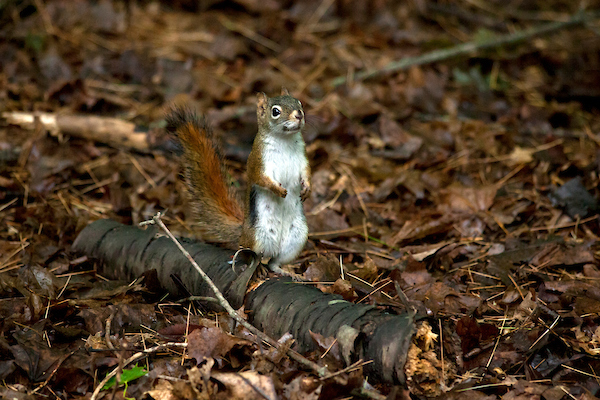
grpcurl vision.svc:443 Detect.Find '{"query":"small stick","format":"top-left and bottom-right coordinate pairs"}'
top-left (139, 213), bottom-right (388, 400)
top-left (237, 373), bottom-right (273, 400)
top-left (105, 310), bottom-right (116, 350)
top-left (318, 359), bottom-right (371, 381)
top-left (218, 16), bottom-right (282, 52)
top-left (139, 213), bottom-right (339, 382)
top-left (331, 11), bottom-right (598, 87)
top-left (90, 343), bottom-right (188, 400)
top-left (2, 112), bottom-right (150, 153)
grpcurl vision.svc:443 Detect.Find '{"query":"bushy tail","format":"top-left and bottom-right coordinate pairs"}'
top-left (166, 107), bottom-right (243, 244)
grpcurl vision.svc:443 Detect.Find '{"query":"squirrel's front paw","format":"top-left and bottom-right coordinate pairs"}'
top-left (300, 179), bottom-right (311, 202)
top-left (275, 183), bottom-right (287, 198)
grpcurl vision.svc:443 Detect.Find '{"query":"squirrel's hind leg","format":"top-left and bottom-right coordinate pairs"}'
top-left (266, 259), bottom-right (286, 275)
top-left (266, 214), bottom-right (308, 276)
top-left (266, 258), bottom-right (304, 281)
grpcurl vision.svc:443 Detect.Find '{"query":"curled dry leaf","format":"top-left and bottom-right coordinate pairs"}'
top-left (187, 326), bottom-right (253, 365)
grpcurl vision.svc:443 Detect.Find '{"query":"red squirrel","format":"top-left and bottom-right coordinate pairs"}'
top-left (166, 89), bottom-right (311, 274)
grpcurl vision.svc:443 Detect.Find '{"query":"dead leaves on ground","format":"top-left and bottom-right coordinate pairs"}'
top-left (2, 0), bottom-right (600, 398)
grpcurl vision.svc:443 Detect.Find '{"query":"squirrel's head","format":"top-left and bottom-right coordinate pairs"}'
top-left (256, 89), bottom-right (305, 136)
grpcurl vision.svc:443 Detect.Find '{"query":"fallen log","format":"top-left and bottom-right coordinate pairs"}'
top-left (73, 219), bottom-right (444, 392)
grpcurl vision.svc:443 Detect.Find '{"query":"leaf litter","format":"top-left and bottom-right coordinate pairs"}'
top-left (1, 0), bottom-right (600, 399)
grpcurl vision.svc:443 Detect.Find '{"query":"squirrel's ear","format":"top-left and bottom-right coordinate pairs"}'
top-left (256, 92), bottom-right (268, 117)
top-left (281, 87), bottom-right (290, 96)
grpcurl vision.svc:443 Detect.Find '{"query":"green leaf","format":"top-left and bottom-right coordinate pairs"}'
top-left (120, 365), bottom-right (148, 384)
top-left (100, 365), bottom-right (148, 391)
top-left (101, 377), bottom-right (117, 391)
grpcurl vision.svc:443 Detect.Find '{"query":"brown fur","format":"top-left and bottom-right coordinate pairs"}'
top-left (166, 107), bottom-right (243, 245)
top-left (300, 164), bottom-right (311, 201)
top-left (239, 129), bottom-right (276, 250)
top-left (239, 224), bottom-right (255, 250)
top-left (250, 92), bottom-right (290, 198)
top-left (247, 144), bottom-right (287, 198)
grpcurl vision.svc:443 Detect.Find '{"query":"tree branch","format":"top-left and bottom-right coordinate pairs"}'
top-left (331, 11), bottom-right (598, 87)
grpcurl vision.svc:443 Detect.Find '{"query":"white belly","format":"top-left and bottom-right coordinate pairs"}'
top-left (253, 133), bottom-right (308, 259)
top-left (263, 133), bottom-right (306, 196)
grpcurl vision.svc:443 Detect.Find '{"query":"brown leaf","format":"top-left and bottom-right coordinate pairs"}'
top-left (77, 303), bottom-right (156, 335)
top-left (159, 323), bottom-right (206, 339)
top-left (391, 214), bottom-right (454, 245)
top-left (304, 254), bottom-right (342, 282)
top-left (306, 209), bottom-right (350, 239)
top-left (283, 375), bottom-right (322, 400)
top-left (309, 330), bottom-right (342, 366)
top-left (400, 268), bottom-right (432, 288)
top-left (187, 326), bottom-right (252, 364)
top-left (144, 379), bottom-right (177, 400)
top-left (211, 370), bottom-right (277, 400)
top-left (440, 184), bottom-right (498, 213)
top-left (347, 257), bottom-right (379, 283)
top-left (329, 278), bottom-right (357, 302)
top-left (530, 242), bottom-right (594, 268)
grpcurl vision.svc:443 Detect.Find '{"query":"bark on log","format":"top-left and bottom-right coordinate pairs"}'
top-left (72, 219), bottom-right (416, 384)
top-left (72, 219), bottom-right (255, 309)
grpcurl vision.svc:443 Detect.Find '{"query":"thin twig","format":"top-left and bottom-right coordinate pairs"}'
top-left (439, 319), bottom-right (445, 389)
top-left (484, 308), bottom-right (507, 372)
top-left (32, 351), bottom-right (76, 394)
top-left (331, 11), bottom-right (598, 87)
top-left (139, 213), bottom-right (345, 383)
top-left (105, 310), bottom-right (116, 350)
top-left (218, 16), bottom-right (282, 52)
top-left (318, 359), bottom-right (371, 381)
top-left (237, 373), bottom-right (273, 400)
top-left (140, 212), bottom-right (390, 400)
top-left (90, 342), bottom-right (188, 400)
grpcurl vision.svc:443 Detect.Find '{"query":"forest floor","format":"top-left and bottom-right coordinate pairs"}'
top-left (2, 1), bottom-right (600, 399)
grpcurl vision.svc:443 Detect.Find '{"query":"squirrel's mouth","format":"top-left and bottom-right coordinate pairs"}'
top-left (281, 120), bottom-right (303, 132)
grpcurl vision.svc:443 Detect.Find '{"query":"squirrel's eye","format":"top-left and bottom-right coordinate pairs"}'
top-left (271, 106), bottom-right (282, 118)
